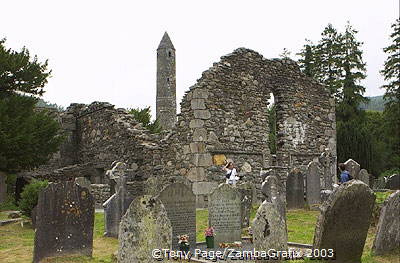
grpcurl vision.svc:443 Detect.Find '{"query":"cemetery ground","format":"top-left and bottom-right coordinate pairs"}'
top-left (0, 192), bottom-right (398, 263)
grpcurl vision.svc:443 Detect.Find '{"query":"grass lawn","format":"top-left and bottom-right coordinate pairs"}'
top-left (1, 191), bottom-right (399, 262)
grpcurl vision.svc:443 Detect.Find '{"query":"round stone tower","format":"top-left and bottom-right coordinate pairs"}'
top-left (156, 32), bottom-right (176, 130)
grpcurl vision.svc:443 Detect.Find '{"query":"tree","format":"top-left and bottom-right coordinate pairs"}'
top-left (0, 39), bottom-right (62, 173)
top-left (0, 38), bottom-right (51, 97)
top-left (381, 19), bottom-right (400, 170)
top-left (297, 40), bottom-right (316, 78)
top-left (128, 107), bottom-right (162, 133)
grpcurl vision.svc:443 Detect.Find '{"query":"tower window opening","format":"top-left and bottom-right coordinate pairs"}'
top-left (168, 51), bottom-right (172, 57)
top-left (167, 77), bottom-right (170, 82)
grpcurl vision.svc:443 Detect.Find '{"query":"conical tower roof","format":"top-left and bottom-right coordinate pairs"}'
top-left (157, 32), bottom-right (175, 50)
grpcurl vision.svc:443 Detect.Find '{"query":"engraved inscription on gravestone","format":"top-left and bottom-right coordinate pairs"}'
top-left (158, 183), bottom-right (196, 250)
top-left (208, 184), bottom-right (242, 245)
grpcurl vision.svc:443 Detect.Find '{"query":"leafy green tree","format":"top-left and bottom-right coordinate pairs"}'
top-left (0, 38), bottom-right (51, 97)
top-left (128, 107), bottom-right (162, 133)
top-left (0, 39), bottom-right (63, 174)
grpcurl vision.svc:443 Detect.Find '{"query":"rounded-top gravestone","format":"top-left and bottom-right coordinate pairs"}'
top-left (157, 183), bottom-right (196, 250)
top-left (372, 190), bottom-right (400, 255)
top-left (208, 184), bottom-right (242, 246)
top-left (313, 180), bottom-right (375, 263)
top-left (344, 159), bottom-right (360, 180)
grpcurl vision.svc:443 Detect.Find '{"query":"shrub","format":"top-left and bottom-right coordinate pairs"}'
top-left (18, 180), bottom-right (48, 217)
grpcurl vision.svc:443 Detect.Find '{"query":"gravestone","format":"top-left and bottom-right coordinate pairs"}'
top-left (75, 177), bottom-right (92, 191)
top-left (118, 195), bottom-right (172, 263)
top-left (358, 169), bottom-right (369, 186)
top-left (237, 182), bottom-right (253, 228)
top-left (306, 161), bottom-right (321, 207)
top-left (385, 174), bottom-right (400, 190)
top-left (253, 201), bottom-right (288, 263)
top-left (261, 175), bottom-right (285, 217)
top-left (319, 149), bottom-right (335, 190)
top-left (33, 182), bottom-right (94, 263)
top-left (209, 184), bottom-right (242, 246)
top-left (0, 172), bottom-right (6, 204)
top-left (286, 168), bottom-right (305, 209)
top-left (157, 183), bottom-right (196, 250)
top-left (372, 191), bottom-right (400, 255)
top-left (313, 180), bottom-right (375, 263)
top-left (103, 164), bottom-right (133, 237)
top-left (344, 159), bottom-right (360, 180)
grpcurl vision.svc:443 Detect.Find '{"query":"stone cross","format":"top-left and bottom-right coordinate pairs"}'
top-left (313, 180), bottom-right (375, 263)
top-left (157, 183), bottom-right (196, 250)
top-left (103, 161), bottom-right (133, 237)
top-left (33, 182), bottom-right (94, 263)
top-left (208, 184), bottom-right (242, 245)
top-left (286, 168), bottom-right (305, 209)
top-left (252, 201), bottom-right (288, 263)
top-left (319, 149), bottom-right (334, 190)
top-left (118, 195), bottom-right (172, 263)
top-left (306, 161), bottom-right (321, 207)
top-left (372, 190), bottom-right (400, 255)
top-left (261, 175), bottom-right (286, 217)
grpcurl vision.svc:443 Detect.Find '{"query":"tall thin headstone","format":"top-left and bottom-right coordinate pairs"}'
top-left (33, 182), bottom-right (94, 263)
top-left (306, 161), bottom-right (321, 207)
top-left (286, 168), bottom-right (305, 209)
top-left (344, 159), bottom-right (360, 180)
top-left (261, 175), bottom-right (285, 217)
top-left (319, 149), bottom-right (334, 190)
top-left (209, 184), bottom-right (242, 245)
top-left (237, 182), bottom-right (253, 228)
top-left (313, 180), bottom-right (375, 263)
top-left (157, 183), bottom-right (196, 250)
top-left (372, 191), bottom-right (400, 255)
top-left (253, 201), bottom-right (288, 263)
top-left (118, 195), bottom-right (172, 263)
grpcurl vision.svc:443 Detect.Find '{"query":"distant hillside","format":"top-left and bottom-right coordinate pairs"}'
top-left (360, 95), bottom-right (386, 112)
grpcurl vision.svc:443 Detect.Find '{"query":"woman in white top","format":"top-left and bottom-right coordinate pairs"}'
top-left (222, 162), bottom-right (240, 185)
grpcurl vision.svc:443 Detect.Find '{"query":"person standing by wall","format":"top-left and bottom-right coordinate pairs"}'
top-left (222, 162), bottom-right (240, 185)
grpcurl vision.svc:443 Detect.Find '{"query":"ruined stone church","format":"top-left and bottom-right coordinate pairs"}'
top-left (18, 32), bottom-right (337, 208)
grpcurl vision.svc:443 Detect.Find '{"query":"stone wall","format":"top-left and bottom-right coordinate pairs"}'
top-left (21, 48), bottom-right (336, 207)
top-left (90, 184), bottom-right (111, 208)
top-left (174, 48), bottom-right (336, 201)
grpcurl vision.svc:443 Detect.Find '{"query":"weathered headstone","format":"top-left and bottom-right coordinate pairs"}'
top-left (118, 195), bottom-right (172, 263)
top-left (75, 177), bottom-right (92, 191)
top-left (358, 169), bottom-right (369, 186)
top-left (253, 201), bottom-right (288, 262)
top-left (157, 183), bottom-right (196, 250)
top-left (33, 182), bottom-right (94, 263)
top-left (237, 182), bottom-right (253, 228)
top-left (261, 175), bottom-right (286, 217)
top-left (319, 149), bottom-right (335, 190)
top-left (385, 174), bottom-right (400, 190)
top-left (286, 168), bottom-right (305, 209)
top-left (313, 180), bottom-right (375, 263)
top-left (0, 171), bottom-right (6, 204)
top-left (208, 184), bottom-right (242, 245)
top-left (372, 190), bottom-right (400, 255)
top-left (306, 161), bottom-right (321, 207)
top-left (344, 159), bottom-right (360, 180)
top-left (103, 163), bottom-right (133, 237)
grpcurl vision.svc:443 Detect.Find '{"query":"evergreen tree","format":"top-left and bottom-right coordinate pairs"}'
top-left (381, 19), bottom-right (400, 169)
top-left (297, 40), bottom-right (316, 78)
top-left (0, 39), bottom-right (62, 173)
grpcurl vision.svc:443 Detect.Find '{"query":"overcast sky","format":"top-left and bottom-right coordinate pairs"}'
top-left (1, 1), bottom-right (398, 112)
